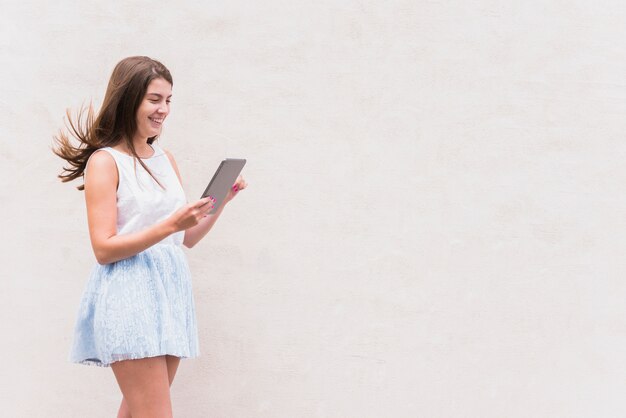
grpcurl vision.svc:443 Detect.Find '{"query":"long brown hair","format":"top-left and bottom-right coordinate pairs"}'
top-left (53, 56), bottom-right (173, 190)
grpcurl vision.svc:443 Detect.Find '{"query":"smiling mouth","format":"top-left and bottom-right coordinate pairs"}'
top-left (149, 117), bottom-right (164, 125)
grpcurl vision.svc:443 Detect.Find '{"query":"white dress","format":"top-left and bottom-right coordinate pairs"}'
top-left (69, 142), bottom-right (199, 367)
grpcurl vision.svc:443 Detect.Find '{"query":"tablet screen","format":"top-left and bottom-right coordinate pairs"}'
top-left (200, 158), bottom-right (246, 214)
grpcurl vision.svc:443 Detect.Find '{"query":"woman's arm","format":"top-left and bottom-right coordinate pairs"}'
top-left (183, 202), bottom-right (227, 248)
top-left (85, 151), bottom-right (212, 264)
top-left (164, 150), bottom-right (246, 249)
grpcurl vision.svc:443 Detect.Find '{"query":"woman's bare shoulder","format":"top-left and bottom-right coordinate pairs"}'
top-left (87, 148), bottom-right (117, 170)
top-left (162, 148), bottom-right (183, 183)
top-left (85, 149), bottom-right (118, 189)
top-left (162, 147), bottom-right (175, 159)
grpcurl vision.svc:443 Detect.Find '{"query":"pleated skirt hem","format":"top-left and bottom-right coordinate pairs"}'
top-left (69, 243), bottom-right (200, 368)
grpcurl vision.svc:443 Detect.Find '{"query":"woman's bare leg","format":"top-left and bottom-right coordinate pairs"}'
top-left (117, 397), bottom-right (132, 418)
top-left (116, 355), bottom-right (181, 418)
top-left (111, 356), bottom-right (172, 418)
top-left (165, 355), bottom-right (181, 385)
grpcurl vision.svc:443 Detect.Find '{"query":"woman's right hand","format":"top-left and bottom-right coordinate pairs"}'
top-left (169, 196), bottom-right (216, 232)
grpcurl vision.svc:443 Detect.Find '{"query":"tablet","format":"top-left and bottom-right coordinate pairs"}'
top-left (200, 158), bottom-right (247, 214)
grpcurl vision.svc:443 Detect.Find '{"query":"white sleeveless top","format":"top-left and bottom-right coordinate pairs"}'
top-left (89, 142), bottom-right (187, 246)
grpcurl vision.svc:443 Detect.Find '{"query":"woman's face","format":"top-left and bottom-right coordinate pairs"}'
top-left (135, 77), bottom-right (172, 141)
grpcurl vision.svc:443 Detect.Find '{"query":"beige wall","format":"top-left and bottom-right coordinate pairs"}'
top-left (2, 1), bottom-right (626, 417)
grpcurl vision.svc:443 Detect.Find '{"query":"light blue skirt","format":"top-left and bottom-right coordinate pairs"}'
top-left (69, 244), bottom-right (199, 367)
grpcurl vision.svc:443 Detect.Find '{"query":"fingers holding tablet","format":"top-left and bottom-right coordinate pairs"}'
top-left (200, 159), bottom-right (246, 214)
top-left (234, 175), bottom-right (247, 192)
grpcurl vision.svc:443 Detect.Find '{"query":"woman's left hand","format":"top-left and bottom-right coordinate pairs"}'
top-left (224, 175), bottom-right (247, 204)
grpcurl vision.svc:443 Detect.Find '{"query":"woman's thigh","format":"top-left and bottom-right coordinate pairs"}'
top-left (111, 356), bottom-right (172, 418)
top-left (165, 355), bottom-right (181, 386)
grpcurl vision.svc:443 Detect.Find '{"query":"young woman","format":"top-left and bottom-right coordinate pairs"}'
top-left (53, 56), bottom-right (247, 418)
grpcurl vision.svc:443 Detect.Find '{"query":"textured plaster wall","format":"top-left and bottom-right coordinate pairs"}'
top-left (1, 1), bottom-right (626, 417)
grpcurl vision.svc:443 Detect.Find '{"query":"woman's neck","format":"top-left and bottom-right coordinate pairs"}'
top-left (113, 139), bottom-right (155, 158)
